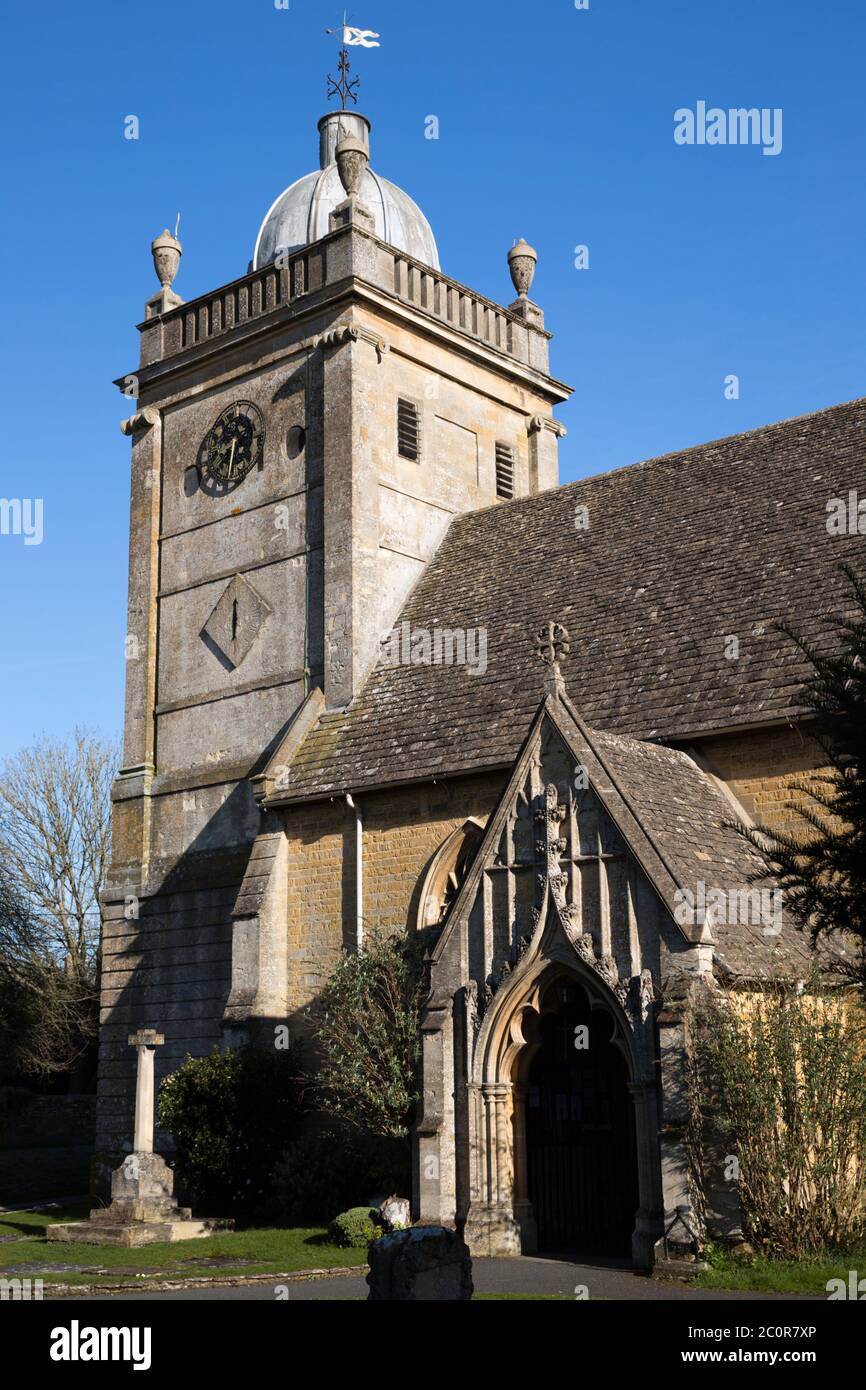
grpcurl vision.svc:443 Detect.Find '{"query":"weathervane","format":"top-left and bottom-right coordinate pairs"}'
top-left (327, 45), bottom-right (359, 110)
top-left (326, 11), bottom-right (380, 109)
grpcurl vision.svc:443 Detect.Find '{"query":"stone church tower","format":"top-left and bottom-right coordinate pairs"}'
top-left (102, 106), bottom-right (568, 1173)
top-left (103, 86), bottom-right (864, 1269)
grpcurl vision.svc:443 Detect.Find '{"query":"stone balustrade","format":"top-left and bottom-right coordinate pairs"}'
top-left (137, 227), bottom-right (550, 375)
top-left (392, 253), bottom-right (512, 351)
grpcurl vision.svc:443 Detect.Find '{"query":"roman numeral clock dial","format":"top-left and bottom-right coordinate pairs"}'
top-left (203, 401), bottom-right (264, 487)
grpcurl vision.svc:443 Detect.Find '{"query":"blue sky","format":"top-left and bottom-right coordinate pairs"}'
top-left (0, 0), bottom-right (863, 760)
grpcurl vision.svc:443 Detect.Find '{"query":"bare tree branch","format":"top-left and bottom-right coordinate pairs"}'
top-left (0, 729), bottom-right (118, 1078)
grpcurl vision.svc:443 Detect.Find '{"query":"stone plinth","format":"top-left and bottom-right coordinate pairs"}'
top-left (46, 1151), bottom-right (234, 1246)
top-left (329, 194), bottom-right (375, 234)
top-left (103, 1151), bottom-right (180, 1223)
top-left (367, 1227), bottom-right (473, 1301)
top-left (46, 1216), bottom-right (233, 1248)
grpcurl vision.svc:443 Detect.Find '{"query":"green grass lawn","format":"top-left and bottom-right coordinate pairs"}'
top-left (695, 1244), bottom-right (866, 1296)
top-left (0, 1203), bottom-right (368, 1289)
top-left (0, 1146), bottom-right (92, 1207)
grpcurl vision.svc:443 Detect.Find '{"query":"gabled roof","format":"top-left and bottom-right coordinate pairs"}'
top-left (566, 708), bottom-right (810, 979)
top-left (432, 691), bottom-right (810, 983)
top-left (279, 395), bottom-right (866, 801)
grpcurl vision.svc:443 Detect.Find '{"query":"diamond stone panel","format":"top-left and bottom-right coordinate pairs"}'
top-left (201, 573), bottom-right (272, 669)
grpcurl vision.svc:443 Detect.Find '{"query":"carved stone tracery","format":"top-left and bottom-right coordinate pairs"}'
top-left (420, 713), bottom-right (697, 1269)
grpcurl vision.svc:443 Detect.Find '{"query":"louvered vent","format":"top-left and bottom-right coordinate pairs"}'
top-left (495, 443), bottom-right (515, 499)
top-left (397, 398), bottom-right (420, 460)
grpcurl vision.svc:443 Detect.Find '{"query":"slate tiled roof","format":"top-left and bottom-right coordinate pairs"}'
top-left (283, 396), bottom-right (866, 800)
top-left (580, 717), bottom-right (811, 978)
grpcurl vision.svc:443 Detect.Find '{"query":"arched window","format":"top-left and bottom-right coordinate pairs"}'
top-left (415, 818), bottom-right (485, 929)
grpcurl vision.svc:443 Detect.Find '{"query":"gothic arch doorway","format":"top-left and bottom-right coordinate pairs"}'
top-left (519, 977), bottom-right (639, 1254)
top-left (463, 947), bottom-right (652, 1263)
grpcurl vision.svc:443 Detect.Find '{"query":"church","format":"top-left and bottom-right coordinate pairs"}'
top-left (100, 82), bottom-right (865, 1270)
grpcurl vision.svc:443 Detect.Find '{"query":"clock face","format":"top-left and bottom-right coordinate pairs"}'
top-left (204, 401), bottom-right (264, 485)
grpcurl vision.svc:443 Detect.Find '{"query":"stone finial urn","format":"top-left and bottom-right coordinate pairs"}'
top-left (151, 229), bottom-right (182, 290)
top-left (335, 134), bottom-right (369, 198)
top-left (507, 238), bottom-right (538, 299)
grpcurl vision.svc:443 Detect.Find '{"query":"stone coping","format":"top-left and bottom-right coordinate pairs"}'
top-left (39, 1264), bottom-right (368, 1298)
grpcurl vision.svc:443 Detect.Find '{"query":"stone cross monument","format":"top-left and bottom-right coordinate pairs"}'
top-left (129, 1028), bottom-right (164, 1152)
top-left (47, 1027), bottom-right (232, 1247)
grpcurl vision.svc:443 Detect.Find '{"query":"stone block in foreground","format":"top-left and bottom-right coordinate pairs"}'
top-left (367, 1226), bottom-right (473, 1301)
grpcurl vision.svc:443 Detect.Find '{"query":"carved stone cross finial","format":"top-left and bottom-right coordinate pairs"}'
top-left (128, 1029), bottom-right (165, 1154)
top-left (128, 1029), bottom-right (165, 1049)
top-left (534, 621), bottom-right (570, 699)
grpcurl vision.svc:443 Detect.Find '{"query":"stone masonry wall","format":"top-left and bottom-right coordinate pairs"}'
top-left (695, 723), bottom-right (826, 833)
top-left (95, 856), bottom-right (243, 1178)
top-left (283, 771), bottom-right (504, 1020)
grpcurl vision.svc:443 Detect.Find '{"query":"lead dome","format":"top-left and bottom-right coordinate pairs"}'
top-left (252, 111), bottom-right (440, 271)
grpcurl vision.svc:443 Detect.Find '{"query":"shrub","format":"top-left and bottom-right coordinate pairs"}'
top-left (690, 976), bottom-right (866, 1258)
top-left (272, 1121), bottom-right (410, 1224)
top-left (735, 565), bottom-right (866, 992)
top-left (308, 931), bottom-right (426, 1139)
top-left (158, 1044), bottom-right (305, 1215)
top-left (328, 1206), bottom-right (382, 1249)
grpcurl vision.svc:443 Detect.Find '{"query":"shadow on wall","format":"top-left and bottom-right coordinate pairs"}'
top-left (94, 718), bottom-right (302, 1197)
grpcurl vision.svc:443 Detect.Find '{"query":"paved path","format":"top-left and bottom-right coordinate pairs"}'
top-left (74, 1255), bottom-right (810, 1301)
